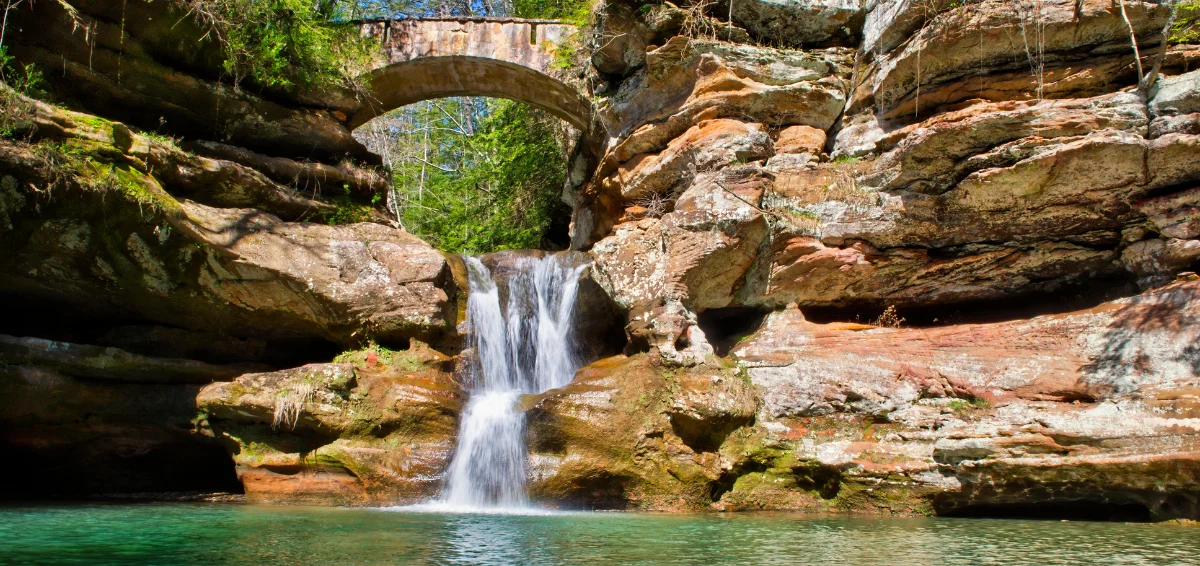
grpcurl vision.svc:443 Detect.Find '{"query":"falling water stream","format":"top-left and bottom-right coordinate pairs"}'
top-left (438, 254), bottom-right (586, 510)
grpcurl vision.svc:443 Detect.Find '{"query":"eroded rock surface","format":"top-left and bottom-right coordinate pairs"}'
top-left (196, 344), bottom-right (461, 505)
top-left (0, 106), bottom-right (461, 352)
top-left (5, 0), bottom-right (369, 161)
top-left (580, 0), bottom-right (1200, 370)
top-left (526, 279), bottom-right (1200, 518)
top-left (527, 354), bottom-right (757, 509)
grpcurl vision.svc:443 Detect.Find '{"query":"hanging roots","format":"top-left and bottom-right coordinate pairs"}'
top-left (272, 381), bottom-right (316, 430)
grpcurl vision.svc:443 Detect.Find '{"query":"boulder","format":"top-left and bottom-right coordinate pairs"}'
top-left (591, 167), bottom-right (769, 363)
top-left (196, 344), bottom-right (462, 505)
top-left (775, 125), bottom-right (827, 156)
top-left (526, 354), bottom-right (757, 510)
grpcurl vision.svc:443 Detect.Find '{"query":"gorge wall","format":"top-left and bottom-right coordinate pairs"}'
top-left (2, 0), bottom-right (1200, 519)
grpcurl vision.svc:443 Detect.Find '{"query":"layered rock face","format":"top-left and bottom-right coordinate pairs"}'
top-left (0, 85), bottom-right (470, 495)
top-left (583, 0), bottom-right (1200, 366)
top-left (0, 0), bottom-right (470, 496)
top-left (530, 278), bottom-right (1200, 518)
top-left (4, 0), bottom-right (369, 161)
top-left (563, 0), bottom-right (1200, 518)
top-left (731, 278), bottom-right (1200, 518)
top-left (0, 99), bottom-right (462, 353)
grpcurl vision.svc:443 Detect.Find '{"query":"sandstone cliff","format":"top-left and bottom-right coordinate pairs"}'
top-left (1, 0), bottom-right (1198, 519)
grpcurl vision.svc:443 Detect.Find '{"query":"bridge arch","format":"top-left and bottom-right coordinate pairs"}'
top-left (351, 18), bottom-right (609, 250)
top-left (349, 56), bottom-right (593, 130)
top-left (349, 18), bottom-right (594, 131)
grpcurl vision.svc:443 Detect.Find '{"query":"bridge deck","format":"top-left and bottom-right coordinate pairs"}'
top-left (354, 16), bottom-right (570, 25)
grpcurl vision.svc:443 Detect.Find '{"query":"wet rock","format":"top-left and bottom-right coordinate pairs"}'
top-left (667, 372), bottom-right (757, 452)
top-left (526, 354), bottom-right (757, 510)
top-left (476, 250), bottom-right (626, 363)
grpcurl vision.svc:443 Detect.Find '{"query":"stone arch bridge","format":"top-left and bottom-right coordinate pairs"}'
top-left (351, 17), bottom-right (591, 132)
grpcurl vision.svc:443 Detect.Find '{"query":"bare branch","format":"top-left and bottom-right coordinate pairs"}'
top-left (1118, 0), bottom-right (1146, 92)
top-left (1141, 0), bottom-right (1181, 95)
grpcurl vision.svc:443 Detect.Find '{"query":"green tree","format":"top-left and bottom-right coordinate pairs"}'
top-left (357, 98), bottom-right (571, 254)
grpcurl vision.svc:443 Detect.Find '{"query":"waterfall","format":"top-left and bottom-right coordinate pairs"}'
top-left (441, 254), bottom-right (586, 510)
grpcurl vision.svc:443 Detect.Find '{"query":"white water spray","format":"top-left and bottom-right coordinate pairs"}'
top-left (440, 254), bottom-right (586, 510)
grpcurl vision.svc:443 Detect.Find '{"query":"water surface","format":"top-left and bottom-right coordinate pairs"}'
top-left (2, 504), bottom-right (1198, 565)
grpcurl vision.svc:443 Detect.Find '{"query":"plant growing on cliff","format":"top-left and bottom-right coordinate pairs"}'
top-left (0, 46), bottom-right (40, 96)
top-left (1119, 0), bottom-right (1193, 96)
top-left (0, 82), bottom-right (34, 139)
top-left (1007, 0), bottom-right (1047, 101)
top-left (634, 190), bottom-right (674, 218)
top-left (171, 0), bottom-right (380, 91)
top-left (873, 306), bottom-right (905, 328)
top-left (680, 0), bottom-right (720, 40)
top-left (311, 184), bottom-right (379, 224)
top-left (273, 381), bottom-right (317, 430)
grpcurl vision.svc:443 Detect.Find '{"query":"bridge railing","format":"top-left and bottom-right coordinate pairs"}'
top-left (353, 16), bottom-right (572, 25)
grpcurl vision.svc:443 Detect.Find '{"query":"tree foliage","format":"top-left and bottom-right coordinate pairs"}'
top-left (357, 98), bottom-right (570, 254)
top-left (1171, 0), bottom-right (1200, 44)
top-left (171, 0), bottom-right (387, 90)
